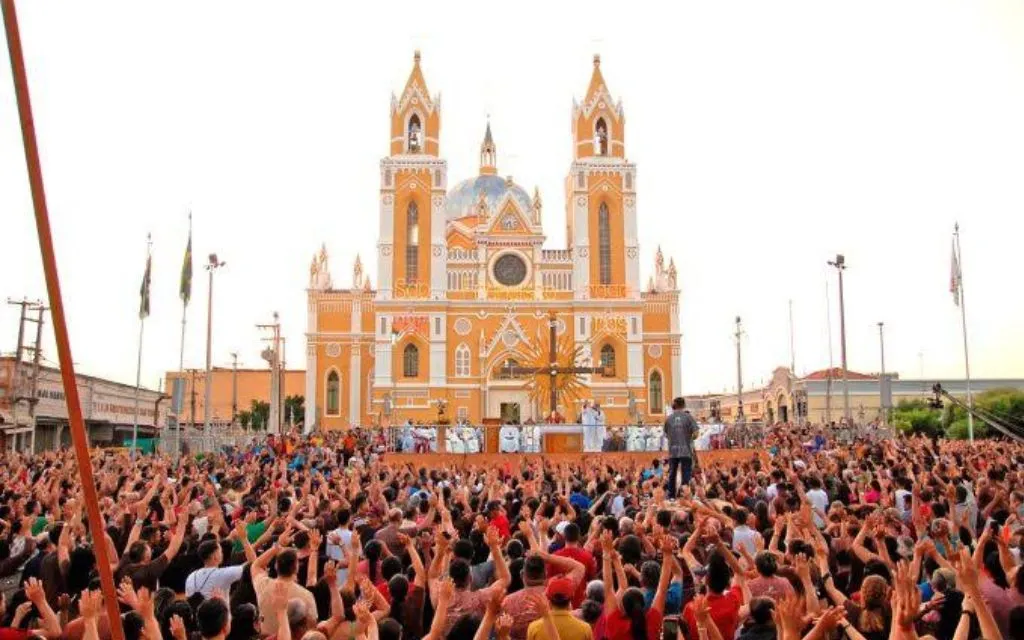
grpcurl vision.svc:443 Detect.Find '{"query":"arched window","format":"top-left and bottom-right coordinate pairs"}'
top-left (326, 370), bottom-right (340, 416)
top-left (455, 343), bottom-right (471, 377)
top-left (408, 114), bottom-right (422, 153)
top-left (595, 117), bottom-right (608, 156)
top-left (405, 202), bottom-right (419, 283)
top-left (600, 344), bottom-right (616, 377)
top-left (403, 343), bottom-right (419, 378)
top-left (598, 202), bottom-right (612, 285)
top-left (494, 358), bottom-right (525, 380)
top-left (649, 371), bottom-right (663, 414)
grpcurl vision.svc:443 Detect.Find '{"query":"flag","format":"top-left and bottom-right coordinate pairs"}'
top-left (139, 252), bottom-right (152, 319)
top-left (950, 238), bottom-right (961, 307)
top-left (180, 223), bottom-right (192, 306)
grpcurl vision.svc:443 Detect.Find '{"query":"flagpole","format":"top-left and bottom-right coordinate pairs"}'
top-left (132, 233), bottom-right (152, 459)
top-left (955, 223), bottom-right (974, 442)
top-left (176, 212), bottom-right (191, 459)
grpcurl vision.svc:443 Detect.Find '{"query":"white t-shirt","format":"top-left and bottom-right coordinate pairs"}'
top-left (806, 489), bottom-right (829, 529)
top-left (326, 527), bottom-right (354, 585)
top-left (895, 489), bottom-right (913, 516)
top-left (732, 525), bottom-right (760, 555)
top-left (185, 565), bottom-right (245, 598)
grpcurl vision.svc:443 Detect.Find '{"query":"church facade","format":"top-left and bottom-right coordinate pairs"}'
top-left (304, 53), bottom-right (680, 429)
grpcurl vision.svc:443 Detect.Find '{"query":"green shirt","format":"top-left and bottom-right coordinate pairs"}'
top-left (31, 516), bottom-right (49, 536)
top-left (233, 520), bottom-right (267, 553)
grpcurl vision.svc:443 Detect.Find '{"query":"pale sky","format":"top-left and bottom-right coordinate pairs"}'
top-left (2, 1), bottom-right (1023, 396)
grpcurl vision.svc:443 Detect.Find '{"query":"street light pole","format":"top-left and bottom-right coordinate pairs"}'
top-left (734, 316), bottom-right (744, 423)
top-left (828, 254), bottom-right (851, 423)
top-left (204, 254), bottom-right (225, 431)
top-left (876, 321), bottom-right (884, 421)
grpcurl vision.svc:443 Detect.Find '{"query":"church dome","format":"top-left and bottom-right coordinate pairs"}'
top-left (444, 174), bottom-right (532, 221)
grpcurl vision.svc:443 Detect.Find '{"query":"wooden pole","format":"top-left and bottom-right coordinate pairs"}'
top-left (1, 3), bottom-right (125, 638)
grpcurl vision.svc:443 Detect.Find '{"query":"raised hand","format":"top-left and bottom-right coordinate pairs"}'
top-left (169, 614), bottom-right (188, 640)
top-left (136, 587), bottom-right (156, 619)
top-left (23, 577), bottom-right (46, 606)
top-left (117, 577), bottom-right (140, 610)
top-left (79, 590), bottom-right (103, 621)
top-left (437, 576), bottom-right (455, 603)
top-left (495, 613), bottom-right (513, 640)
top-left (772, 593), bottom-right (803, 640)
top-left (485, 525), bottom-right (501, 547)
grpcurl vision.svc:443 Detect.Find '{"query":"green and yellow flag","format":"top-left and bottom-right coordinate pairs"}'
top-left (180, 216), bottom-right (193, 307)
top-left (139, 251), bottom-right (152, 319)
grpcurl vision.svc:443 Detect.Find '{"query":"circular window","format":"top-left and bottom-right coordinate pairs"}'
top-left (492, 253), bottom-right (528, 287)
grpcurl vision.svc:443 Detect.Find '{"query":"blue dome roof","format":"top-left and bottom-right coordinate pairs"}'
top-left (445, 174), bottom-right (532, 221)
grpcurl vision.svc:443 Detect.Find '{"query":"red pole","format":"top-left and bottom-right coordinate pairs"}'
top-left (1, 3), bottom-right (125, 638)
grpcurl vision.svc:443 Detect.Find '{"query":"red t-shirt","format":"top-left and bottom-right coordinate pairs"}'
top-left (547, 545), bottom-right (597, 607)
top-left (603, 607), bottom-right (664, 640)
top-left (490, 513), bottom-right (512, 540)
top-left (683, 589), bottom-right (742, 640)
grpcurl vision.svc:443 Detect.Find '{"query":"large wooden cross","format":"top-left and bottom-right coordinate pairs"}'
top-left (501, 311), bottom-right (610, 417)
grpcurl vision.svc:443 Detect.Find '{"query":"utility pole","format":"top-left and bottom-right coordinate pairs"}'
top-left (6, 298), bottom-right (29, 450)
top-left (203, 254), bottom-right (226, 431)
top-left (230, 352), bottom-right (239, 428)
top-left (188, 368), bottom-right (198, 430)
top-left (6, 299), bottom-right (45, 452)
top-left (257, 312), bottom-right (282, 434)
top-left (878, 322), bottom-right (887, 424)
top-left (26, 303), bottom-right (46, 452)
top-left (828, 254), bottom-right (851, 423)
top-left (734, 316), bottom-right (744, 423)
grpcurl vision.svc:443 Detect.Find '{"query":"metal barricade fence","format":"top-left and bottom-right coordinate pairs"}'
top-left (158, 429), bottom-right (256, 456)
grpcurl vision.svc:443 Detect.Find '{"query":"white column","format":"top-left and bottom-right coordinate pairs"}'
top-left (375, 314), bottom-right (393, 384)
top-left (304, 344), bottom-right (317, 433)
top-left (627, 313), bottom-right (643, 387)
top-left (430, 189), bottom-right (447, 299)
top-left (378, 181), bottom-right (395, 298)
top-left (304, 292), bottom-right (318, 432)
top-left (349, 345), bottom-right (361, 426)
top-left (429, 313), bottom-right (447, 386)
top-left (623, 171), bottom-right (640, 299)
top-left (573, 191), bottom-right (590, 299)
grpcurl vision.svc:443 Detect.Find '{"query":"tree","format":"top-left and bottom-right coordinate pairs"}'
top-left (891, 399), bottom-right (943, 437)
top-left (237, 410), bottom-right (252, 429)
top-left (249, 400), bottom-right (270, 431)
top-left (284, 395), bottom-right (305, 428)
top-left (941, 388), bottom-right (1024, 439)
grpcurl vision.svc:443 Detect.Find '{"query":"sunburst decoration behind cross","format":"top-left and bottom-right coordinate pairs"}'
top-left (502, 312), bottom-right (607, 416)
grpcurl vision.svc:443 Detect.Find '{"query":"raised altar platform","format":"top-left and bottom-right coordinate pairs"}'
top-left (378, 448), bottom-right (763, 469)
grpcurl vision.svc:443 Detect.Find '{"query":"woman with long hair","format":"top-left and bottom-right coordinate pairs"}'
top-left (823, 572), bottom-right (890, 640)
top-left (385, 534), bottom-right (427, 640)
top-left (601, 532), bottom-right (672, 640)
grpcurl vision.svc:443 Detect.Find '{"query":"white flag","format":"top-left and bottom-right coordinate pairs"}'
top-left (950, 238), bottom-right (961, 307)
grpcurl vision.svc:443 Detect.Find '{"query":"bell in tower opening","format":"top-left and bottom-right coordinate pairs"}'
top-left (408, 114), bottom-right (422, 153)
top-left (594, 118), bottom-right (608, 156)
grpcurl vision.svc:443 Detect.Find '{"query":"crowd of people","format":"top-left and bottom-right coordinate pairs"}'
top-left (1, 396), bottom-right (1022, 640)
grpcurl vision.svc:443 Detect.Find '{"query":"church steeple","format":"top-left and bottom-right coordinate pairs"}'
top-left (572, 54), bottom-right (625, 160)
top-left (480, 120), bottom-right (497, 175)
top-left (390, 50), bottom-right (441, 156)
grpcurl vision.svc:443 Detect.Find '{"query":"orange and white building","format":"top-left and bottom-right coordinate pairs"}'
top-left (305, 53), bottom-right (680, 429)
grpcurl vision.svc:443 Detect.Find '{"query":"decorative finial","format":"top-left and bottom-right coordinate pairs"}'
top-left (414, 50), bottom-right (421, 64)
top-left (505, 175), bottom-right (514, 186)
top-left (593, 54), bottom-right (601, 67)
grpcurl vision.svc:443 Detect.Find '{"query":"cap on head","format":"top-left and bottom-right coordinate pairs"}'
top-left (545, 576), bottom-right (575, 604)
